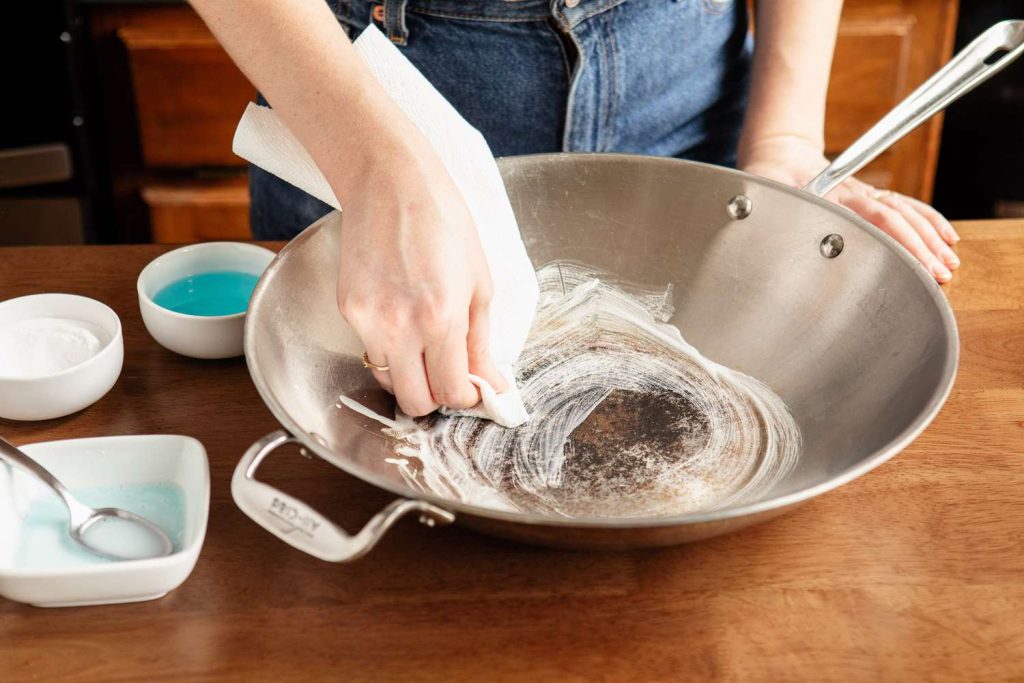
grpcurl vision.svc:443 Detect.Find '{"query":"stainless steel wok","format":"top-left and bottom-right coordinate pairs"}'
top-left (232, 22), bottom-right (1023, 562)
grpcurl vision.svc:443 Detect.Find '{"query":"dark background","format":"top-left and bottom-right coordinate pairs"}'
top-left (932, 0), bottom-right (1024, 220)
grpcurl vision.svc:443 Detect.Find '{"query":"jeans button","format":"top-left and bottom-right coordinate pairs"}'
top-left (565, 0), bottom-right (580, 7)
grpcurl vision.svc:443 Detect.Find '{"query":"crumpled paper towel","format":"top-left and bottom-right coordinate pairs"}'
top-left (232, 24), bottom-right (537, 428)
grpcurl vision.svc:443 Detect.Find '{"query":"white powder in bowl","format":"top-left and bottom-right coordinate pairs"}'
top-left (0, 317), bottom-right (106, 379)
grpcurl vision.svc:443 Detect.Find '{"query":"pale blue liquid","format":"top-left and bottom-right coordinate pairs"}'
top-left (152, 270), bottom-right (259, 316)
top-left (14, 483), bottom-right (186, 570)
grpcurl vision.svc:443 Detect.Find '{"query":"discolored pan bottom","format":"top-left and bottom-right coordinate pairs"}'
top-left (339, 262), bottom-right (801, 519)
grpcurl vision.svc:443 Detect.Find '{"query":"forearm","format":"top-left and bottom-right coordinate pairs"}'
top-left (188, 0), bottom-right (415, 200)
top-left (738, 0), bottom-right (843, 165)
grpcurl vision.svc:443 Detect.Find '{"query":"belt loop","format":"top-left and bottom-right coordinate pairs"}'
top-left (382, 0), bottom-right (409, 46)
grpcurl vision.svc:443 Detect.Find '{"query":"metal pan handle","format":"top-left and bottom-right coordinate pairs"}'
top-left (231, 430), bottom-right (455, 562)
top-left (804, 20), bottom-right (1024, 198)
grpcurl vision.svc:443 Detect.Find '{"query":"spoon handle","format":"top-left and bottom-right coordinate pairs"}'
top-left (0, 436), bottom-right (95, 525)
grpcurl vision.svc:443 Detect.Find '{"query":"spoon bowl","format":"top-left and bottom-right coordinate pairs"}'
top-left (0, 437), bottom-right (173, 562)
top-left (74, 507), bottom-right (174, 561)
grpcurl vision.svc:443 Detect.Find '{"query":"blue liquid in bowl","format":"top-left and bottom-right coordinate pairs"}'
top-left (153, 270), bottom-right (259, 316)
top-left (15, 483), bottom-right (186, 569)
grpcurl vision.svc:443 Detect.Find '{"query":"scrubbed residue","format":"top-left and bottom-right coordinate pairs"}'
top-left (339, 262), bottom-right (801, 518)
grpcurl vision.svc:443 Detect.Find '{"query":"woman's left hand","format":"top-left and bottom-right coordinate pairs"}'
top-left (740, 135), bottom-right (960, 283)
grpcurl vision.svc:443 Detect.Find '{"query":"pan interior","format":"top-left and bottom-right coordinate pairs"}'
top-left (245, 154), bottom-right (957, 523)
top-left (355, 259), bottom-right (801, 518)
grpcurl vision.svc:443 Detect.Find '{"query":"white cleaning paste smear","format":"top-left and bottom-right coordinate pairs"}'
top-left (339, 262), bottom-right (801, 518)
top-left (0, 318), bottom-right (105, 378)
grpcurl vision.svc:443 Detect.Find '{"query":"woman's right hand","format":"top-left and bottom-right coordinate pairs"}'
top-left (189, 0), bottom-right (509, 418)
top-left (186, 0), bottom-right (510, 416)
top-left (334, 135), bottom-right (508, 417)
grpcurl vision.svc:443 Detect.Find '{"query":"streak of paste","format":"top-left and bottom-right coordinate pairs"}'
top-left (339, 261), bottom-right (801, 518)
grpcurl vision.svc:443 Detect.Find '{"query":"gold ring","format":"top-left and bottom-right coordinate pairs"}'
top-left (362, 351), bottom-right (389, 372)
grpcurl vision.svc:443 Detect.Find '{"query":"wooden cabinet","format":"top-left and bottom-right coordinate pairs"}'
top-left (141, 179), bottom-right (250, 243)
top-left (826, 0), bottom-right (959, 202)
top-left (87, 0), bottom-right (958, 243)
top-left (119, 28), bottom-right (254, 168)
top-left (85, 5), bottom-right (253, 244)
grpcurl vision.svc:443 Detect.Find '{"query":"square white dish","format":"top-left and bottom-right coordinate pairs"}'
top-left (0, 435), bottom-right (209, 608)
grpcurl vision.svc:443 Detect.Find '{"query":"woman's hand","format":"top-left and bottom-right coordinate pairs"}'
top-left (740, 135), bottom-right (960, 283)
top-left (334, 134), bottom-right (507, 417)
top-left (189, 0), bottom-right (508, 417)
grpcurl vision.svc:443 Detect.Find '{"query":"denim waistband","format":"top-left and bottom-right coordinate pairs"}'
top-left (335, 0), bottom-right (632, 28)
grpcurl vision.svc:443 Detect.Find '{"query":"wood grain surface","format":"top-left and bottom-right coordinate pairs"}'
top-left (0, 222), bottom-right (1022, 682)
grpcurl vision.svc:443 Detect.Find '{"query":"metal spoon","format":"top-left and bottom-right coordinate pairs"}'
top-left (0, 436), bottom-right (174, 561)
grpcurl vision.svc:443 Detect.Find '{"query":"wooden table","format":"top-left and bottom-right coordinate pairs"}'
top-left (1, 221), bottom-right (1022, 682)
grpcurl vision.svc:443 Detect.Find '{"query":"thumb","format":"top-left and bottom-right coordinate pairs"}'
top-left (466, 291), bottom-right (509, 393)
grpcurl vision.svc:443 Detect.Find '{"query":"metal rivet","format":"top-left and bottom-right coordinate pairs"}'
top-left (59, 31), bottom-right (72, 44)
top-left (71, 115), bottom-right (84, 127)
top-left (727, 194), bottom-right (752, 220)
top-left (820, 234), bottom-right (844, 258)
top-left (419, 515), bottom-right (436, 527)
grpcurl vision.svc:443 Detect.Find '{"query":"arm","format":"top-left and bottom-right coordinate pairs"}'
top-left (738, 0), bottom-right (841, 160)
top-left (190, 0), bottom-right (404, 200)
top-left (738, 0), bottom-right (960, 282)
top-left (189, 0), bottom-right (504, 414)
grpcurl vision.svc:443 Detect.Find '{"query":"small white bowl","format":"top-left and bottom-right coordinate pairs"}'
top-left (137, 242), bottom-right (276, 359)
top-left (0, 435), bottom-right (209, 608)
top-left (0, 294), bottom-right (123, 421)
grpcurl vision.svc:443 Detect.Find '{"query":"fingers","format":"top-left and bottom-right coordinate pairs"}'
top-left (363, 349), bottom-right (394, 394)
top-left (878, 194), bottom-right (959, 270)
top-left (386, 349), bottom-right (440, 417)
top-left (467, 291), bottom-right (508, 393)
top-left (902, 194), bottom-right (960, 245)
top-left (424, 324), bottom-right (479, 411)
top-left (846, 181), bottom-right (958, 244)
top-left (839, 176), bottom-right (876, 198)
top-left (344, 295), bottom-right (498, 414)
top-left (840, 193), bottom-right (953, 283)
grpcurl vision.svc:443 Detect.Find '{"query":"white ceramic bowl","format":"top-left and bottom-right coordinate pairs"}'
top-left (0, 435), bottom-right (210, 608)
top-left (138, 242), bottom-right (276, 359)
top-left (0, 294), bottom-right (124, 421)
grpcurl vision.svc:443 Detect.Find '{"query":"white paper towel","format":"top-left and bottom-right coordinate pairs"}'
top-left (232, 25), bottom-right (537, 428)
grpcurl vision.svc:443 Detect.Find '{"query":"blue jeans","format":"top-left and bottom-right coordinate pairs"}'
top-left (251, 0), bottom-right (752, 239)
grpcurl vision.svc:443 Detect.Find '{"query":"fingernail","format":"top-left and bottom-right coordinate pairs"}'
top-left (945, 251), bottom-right (960, 269)
top-left (932, 262), bottom-right (952, 282)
